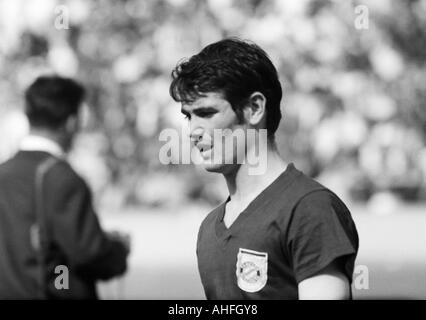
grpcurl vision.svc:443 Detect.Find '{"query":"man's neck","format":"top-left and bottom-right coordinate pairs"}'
top-left (30, 129), bottom-right (64, 147)
top-left (224, 141), bottom-right (287, 204)
top-left (21, 129), bottom-right (66, 157)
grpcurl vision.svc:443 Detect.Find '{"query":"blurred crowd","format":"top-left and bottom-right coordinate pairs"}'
top-left (0, 0), bottom-right (425, 210)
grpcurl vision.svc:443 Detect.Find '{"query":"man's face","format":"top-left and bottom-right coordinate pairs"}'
top-left (181, 92), bottom-right (247, 174)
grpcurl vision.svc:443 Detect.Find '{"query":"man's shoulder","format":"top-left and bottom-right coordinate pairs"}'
top-left (289, 173), bottom-right (352, 222)
top-left (0, 152), bottom-right (88, 196)
top-left (271, 166), bottom-right (327, 209)
top-left (274, 165), bottom-right (350, 218)
top-left (0, 151), bottom-right (62, 179)
top-left (295, 188), bottom-right (349, 215)
top-left (288, 167), bottom-right (328, 195)
top-left (45, 158), bottom-right (88, 192)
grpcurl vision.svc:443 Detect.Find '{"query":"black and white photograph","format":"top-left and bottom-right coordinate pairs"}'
top-left (0, 0), bottom-right (425, 307)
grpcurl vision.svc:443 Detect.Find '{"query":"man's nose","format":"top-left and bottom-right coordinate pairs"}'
top-left (190, 126), bottom-right (204, 143)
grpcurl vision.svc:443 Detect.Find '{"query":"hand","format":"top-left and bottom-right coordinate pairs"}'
top-left (107, 230), bottom-right (131, 255)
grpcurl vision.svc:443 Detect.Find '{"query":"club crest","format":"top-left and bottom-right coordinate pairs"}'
top-left (236, 248), bottom-right (268, 293)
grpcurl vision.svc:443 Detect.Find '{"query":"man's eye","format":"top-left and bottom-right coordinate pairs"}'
top-left (197, 112), bottom-right (215, 118)
top-left (183, 114), bottom-right (191, 120)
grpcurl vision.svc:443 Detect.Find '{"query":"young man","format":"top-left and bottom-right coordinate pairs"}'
top-left (0, 76), bottom-right (130, 299)
top-left (169, 38), bottom-right (359, 300)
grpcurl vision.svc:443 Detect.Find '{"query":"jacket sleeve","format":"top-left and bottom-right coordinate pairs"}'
top-left (47, 163), bottom-right (128, 280)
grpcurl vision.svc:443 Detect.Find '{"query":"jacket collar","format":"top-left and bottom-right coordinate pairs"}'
top-left (19, 134), bottom-right (65, 158)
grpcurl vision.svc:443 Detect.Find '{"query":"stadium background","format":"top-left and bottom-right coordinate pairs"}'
top-left (0, 0), bottom-right (425, 299)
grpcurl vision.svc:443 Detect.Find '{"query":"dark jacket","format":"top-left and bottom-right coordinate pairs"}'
top-left (0, 151), bottom-right (128, 299)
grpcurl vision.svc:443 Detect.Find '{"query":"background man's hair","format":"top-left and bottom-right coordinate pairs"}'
top-left (169, 38), bottom-right (283, 136)
top-left (25, 75), bottom-right (86, 130)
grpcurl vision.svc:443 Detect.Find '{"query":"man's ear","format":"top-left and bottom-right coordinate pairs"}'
top-left (243, 92), bottom-right (267, 126)
top-left (65, 114), bottom-right (78, 134)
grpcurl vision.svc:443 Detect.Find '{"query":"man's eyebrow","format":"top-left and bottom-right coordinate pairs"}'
top-left (192, 106), bottom-right (217, 112)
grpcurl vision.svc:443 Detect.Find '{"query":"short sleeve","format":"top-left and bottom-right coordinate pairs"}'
top-left (287, 190), bottom-right (359, 284)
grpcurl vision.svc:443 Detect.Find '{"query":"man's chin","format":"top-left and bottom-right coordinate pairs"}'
top-left (202, 161), bottom-right (237, 175)
top-left (203, 162), bottom-right (224, 173)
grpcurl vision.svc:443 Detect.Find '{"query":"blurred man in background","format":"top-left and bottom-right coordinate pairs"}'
top-left (0, 75), bottom-right (130, 299)
top-left (170, 38), bottom-right (359, 300)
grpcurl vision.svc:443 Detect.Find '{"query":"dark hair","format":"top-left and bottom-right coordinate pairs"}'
top-left (25, 75), bottom-right (86, 130)
top-left (169, 38), bottom-right (282, 136)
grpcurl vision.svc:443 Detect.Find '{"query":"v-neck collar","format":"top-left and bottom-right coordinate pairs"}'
top-left (215, 163), bottom-right (299, 240)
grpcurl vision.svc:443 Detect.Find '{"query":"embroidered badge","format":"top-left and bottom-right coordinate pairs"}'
top-left (236, 248), bottom-right (268, 293)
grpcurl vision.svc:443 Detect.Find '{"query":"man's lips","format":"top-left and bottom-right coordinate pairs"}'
top-left (196, 142), bottom-right (213, 154)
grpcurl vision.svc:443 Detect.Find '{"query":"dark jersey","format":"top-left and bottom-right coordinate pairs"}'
top-left (196, 163), bottom-right (359, 300)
